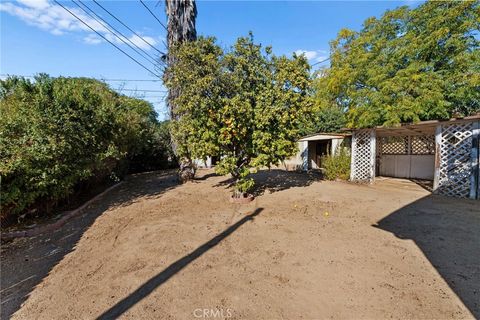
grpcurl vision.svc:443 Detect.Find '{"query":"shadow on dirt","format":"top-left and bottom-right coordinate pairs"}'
top-left (374, 194), bottom-right (480, 318)
top-left (214, 169), bottom-right (322, 196)
top-left (0, 170), bottom-right (179, 320)
top-left (194, 171), bottom-right (219, 181)
top-left (408, 179), bottom-right (434, 192)
top-left (96, 207), bottom-right (264, 320)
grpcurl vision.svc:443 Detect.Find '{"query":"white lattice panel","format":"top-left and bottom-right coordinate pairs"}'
top-left (351, 129), bottom-right (375, 182)
top-left (411, 135), bottom-right (435, 155)
top-left (437, 123), bottom-right (473, 198)
top-left (379, 136), bottom-right (408, 155)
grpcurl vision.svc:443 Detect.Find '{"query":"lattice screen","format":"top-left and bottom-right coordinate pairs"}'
top-left (378, 135), bottom-right (434, 155)
top-left (437, 122), bottom-right (473, 198)
top-left (351, 129), bottom-right (375, 182)
top-left (411, 136), bottom-right (435, 155)
top-left (378, 136), bottom-right (408, 155)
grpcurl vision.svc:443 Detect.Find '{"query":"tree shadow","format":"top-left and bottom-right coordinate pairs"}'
top-left (373, 194), bottom-right (480, 317)
top-left (251, 169), bottom-right (322, 196)
top-left (0, 170), bottom-right (179, 320)
top-left (96, 207), bottom-right (263, 320)
top-left (214, 169), bottom-right (321, 196)
top-left (194, 171), bottom-right (219, 181)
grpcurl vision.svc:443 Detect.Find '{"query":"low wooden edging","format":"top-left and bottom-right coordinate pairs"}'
top-left (1, 181), bottom-right (124, 241)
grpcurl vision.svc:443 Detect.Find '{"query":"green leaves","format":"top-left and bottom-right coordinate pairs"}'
top-left (165, 35), bottom-right (312, 194)
top-left (318, 0), bottom-right (479, 128)
top-left (0, 75), bottom-right (172, 219)
top-left (321, 147), bottom-right (351, 181)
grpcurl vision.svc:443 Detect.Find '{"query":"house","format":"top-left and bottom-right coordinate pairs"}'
top-left (194, 134), bottom-right (351, 171)
top-left (193, 156), bottom-right (219, 169)
top-left (283, 133), bottom-right (351, 171)
top-left (347, 115), bottom-right (480, 199)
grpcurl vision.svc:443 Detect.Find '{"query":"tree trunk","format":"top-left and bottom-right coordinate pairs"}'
top-left (164, 0), bottom-right (197, 182)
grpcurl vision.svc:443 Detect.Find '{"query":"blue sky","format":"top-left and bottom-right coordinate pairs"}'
top-left (1, 0), bottom-right (421, 119)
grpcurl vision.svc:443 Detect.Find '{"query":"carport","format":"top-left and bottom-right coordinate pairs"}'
top-left (376, 126), bottom-right (435, 180)
top-left (348, 115), bottom-right (480, 199)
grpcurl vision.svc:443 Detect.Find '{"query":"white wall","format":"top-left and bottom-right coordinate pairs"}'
top-left (193, 157), bottom-right (212, 168)
top-left (379, 155), bottom-right (434, 180)
top-left (283, 141), bottom-right (308, 171)
top-left (284, 138), bottom-right (348, 171)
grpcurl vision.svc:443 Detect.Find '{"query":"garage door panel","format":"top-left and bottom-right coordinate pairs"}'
top-left (379, 155), bottom-right (395, 177)
top-left (410, 155), bottom-right (434, 180)
top-left (394, 155), bottom-right (410, 178)
top-left (379, 155), bottom-right (409, 178)
top-left (379, 155), bottom-right (434, 180)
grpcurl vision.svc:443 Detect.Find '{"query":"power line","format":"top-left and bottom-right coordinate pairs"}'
top-left (77, 0), bottom-right (160, 67)
top-left (139, 0), bottom-right (167, 31)
top-left (72, 0), bottom-right (161, 68)
top-left (53, 0), bottom-right (161, 78)
top-left (92, 0), bottom-right (165, 56)
top-left (118, 89), bottom-right (167, 92)
top-left (0, 74), bottom-right (162, 82)
top-left (311, 57), bottom-right (331, 66)
top-left (131, 95), bottom-right (167, 98)
top-left (138, 0), bottom-right (168, 50)
top-left (100, 78), bottom-right (161, 82)
top-left (0, 73), bottom-right (168, 96)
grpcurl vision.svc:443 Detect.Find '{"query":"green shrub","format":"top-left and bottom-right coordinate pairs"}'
top-left (128, 120), bottom-right (177, 173)
top-left (321, 147), bottom-right (351, 180)
top-left (0, 74), bottom-right (174, 220)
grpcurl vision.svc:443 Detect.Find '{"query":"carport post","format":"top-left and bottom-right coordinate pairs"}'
top-left (349, 131), bottom-right (356, 181)
top-left (349, 129), bottom-right (375, 182)
top-left (433, 125), bottom-right (442, 192)
top-left (370, 129), bottom-right (376, 182)
top-left (470, 121), bottom-right (480, 199)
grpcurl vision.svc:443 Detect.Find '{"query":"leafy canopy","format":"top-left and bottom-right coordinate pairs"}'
top-left (0, 75), bottom-right (174, 219)
top-left (165, 34), bottom-right (312, 195)
top-left (314, 0), bottom-right (480, 128)
top-left (302, 68), bottom-right (347, 134)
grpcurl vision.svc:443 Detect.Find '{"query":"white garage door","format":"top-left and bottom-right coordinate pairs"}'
top-left (378, 135), bottom-right (435, 180)
top-left (379, 155), bottom-right (434, 180)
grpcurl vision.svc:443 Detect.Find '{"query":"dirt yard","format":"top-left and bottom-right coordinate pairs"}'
top-left (2, 169), bottom-right (479, 319)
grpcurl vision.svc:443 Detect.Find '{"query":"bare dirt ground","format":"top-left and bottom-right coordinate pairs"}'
top-left (2, 169), bottom-right (479, 319)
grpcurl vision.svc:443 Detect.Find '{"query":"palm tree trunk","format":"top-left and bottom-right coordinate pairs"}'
top-left (164, 0), bottom-right (197, 182)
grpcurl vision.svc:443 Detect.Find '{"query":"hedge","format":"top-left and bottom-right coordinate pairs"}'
top-left (0, 74), bottom-right (174, 220)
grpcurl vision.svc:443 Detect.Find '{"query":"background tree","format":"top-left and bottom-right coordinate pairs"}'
top-left (302, 68), bottom-right (346, 134)
top-left (166, 34), bottom-right (312, 197)
top-left (314, 0), bottom-right (479, 128)
top-left (165, 37), bottom-right (225, 171)
top-left (164, 0), bottom-right (198, 182)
